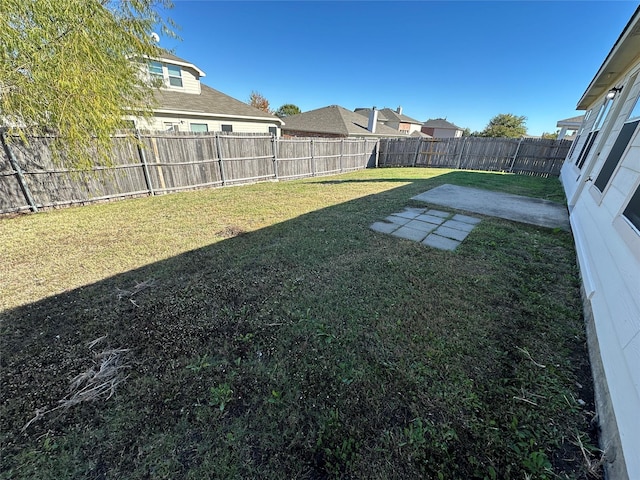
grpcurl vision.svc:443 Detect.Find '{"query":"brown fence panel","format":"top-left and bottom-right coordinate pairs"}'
top-left (312, 138), bottom-right (342, 176)
top-left (379, 137), bottom-right (572, 177)
top-left (276, 138), bottom-right (313, 180)
top-left (217, 133), bottom-right (275, 185)
top-left (140, 132), bottom-right (221, 192)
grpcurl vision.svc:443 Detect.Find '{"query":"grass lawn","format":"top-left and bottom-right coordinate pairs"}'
top-left (0, 168), bottom-right (599, 479)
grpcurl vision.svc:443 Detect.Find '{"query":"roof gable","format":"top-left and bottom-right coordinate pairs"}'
top-left (423, 118), bottom-right (462, 130)
top-left (153, 51), bottom-right (206, 78)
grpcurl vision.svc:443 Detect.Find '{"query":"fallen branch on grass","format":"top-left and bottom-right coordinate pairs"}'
top-left (115, 279), bottom-right (156, 300)
top-left (22, 339), bottom-right (131, 432)
top-left (516, 346), bottom-right (546, 368)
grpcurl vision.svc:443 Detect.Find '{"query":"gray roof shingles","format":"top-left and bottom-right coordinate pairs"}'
top-left (423, 118), bottom-right (462, 130)
top-left (282, 105), bottom-right (403, 137)
top-left (154, 84), bottom-right (282, 122)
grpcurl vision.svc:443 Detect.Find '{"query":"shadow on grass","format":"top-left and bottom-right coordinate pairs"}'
top-left (0, 171), bottom-right (597, 479)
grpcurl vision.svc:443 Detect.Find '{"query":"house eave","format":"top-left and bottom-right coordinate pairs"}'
top-left (153, 108), bottom-right (285, 125)
top-left (577, 7), bottom-right (640, 109)
top-left (143, 55), bottom-right (207, 77)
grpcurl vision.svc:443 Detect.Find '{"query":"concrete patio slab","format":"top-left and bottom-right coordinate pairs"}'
top-left (412, 184), bottom-right (570, 230)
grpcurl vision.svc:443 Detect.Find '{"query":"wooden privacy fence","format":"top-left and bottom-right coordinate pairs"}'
top-left (0, 132), bottom-right (379, 214)
top-left (378, 137), bottom-right (572, 176)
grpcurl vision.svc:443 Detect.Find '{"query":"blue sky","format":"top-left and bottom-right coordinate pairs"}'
top-left (159, 1), bottom-right (638, 135)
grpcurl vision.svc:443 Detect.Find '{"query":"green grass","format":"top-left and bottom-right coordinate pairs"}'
top-left (0, 168), bottom-right (599, 479)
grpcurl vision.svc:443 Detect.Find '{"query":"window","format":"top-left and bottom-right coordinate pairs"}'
top-left (268, 127), bottom-right (277, 136)
top-left (167, 64), bottom-right (183, 87)
top-left (149, 61), bottom-right (163, 83)
top-left (190, 123), bottom-right (208, 133)
top-left (221, 124), bottom-right (233, 132)
top-left (594, 94), bottom-right (640, 192)
top-left (575, 100), bottom-right (612, 169)
top-left (623, 185), bottom-right (640, 232)
top-left (164, 122), bottom-right (179, 132)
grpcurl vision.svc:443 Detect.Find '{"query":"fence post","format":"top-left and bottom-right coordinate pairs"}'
top-left (1, 130), bottom-right (38, 212)
top-left (310, 139), bottom-right (315, 176)
top-left (135, 130), bottom-right (155, 196)
top-left (509, 137), bottom-right (524, 173)
top-left (272, 134), bottom-right (279, 180)
top-left (456, 137), bottom-right (466, 170)
top-left (214, 133), bottom-right (227, 186)
top-left (375, 139), bottom-right (380, 167)
top-left (339, 139), bottom-right (344, 172)
top-left (412, 138), bottom-right (421, 167)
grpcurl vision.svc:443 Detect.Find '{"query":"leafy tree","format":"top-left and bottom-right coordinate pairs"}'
top-left (541, 131), bottom-right (559, 139)
top-left (249, 91), bottom-right (272, 114)
top-left (462, 127), bottom-right (472, 137)
top-left (275, 104), bottom-right (301, 117)
top-left (0, 0), bottom-right (176, 169)
top-left (479, 113), bottom-right (528, 138)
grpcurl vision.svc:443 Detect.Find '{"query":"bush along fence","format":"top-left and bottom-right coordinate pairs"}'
top-left (377, 136), bottom-right (572, 177)
top-left (0, 131), bottom-right (379, 214)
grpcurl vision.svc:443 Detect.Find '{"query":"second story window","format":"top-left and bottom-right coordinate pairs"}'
top-left (149, 61), bottom-right (163, 84)
top-left (167, 65), bottom-right (183, 87)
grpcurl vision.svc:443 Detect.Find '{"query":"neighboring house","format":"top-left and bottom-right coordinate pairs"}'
top-left (556, 115), bottom-right (584, 140)
top-left (421, 118), bottom-right (464, 138)
top-left (131, 52), bottom-right (283, 135)
top-left (559, 7), bottom-right (640, 480)
top-left (281, 105), bottom-right (403, 138)
top-left (354, 107), bottom-right (423, 135)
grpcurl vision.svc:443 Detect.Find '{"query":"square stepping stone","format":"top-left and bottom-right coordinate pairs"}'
top-left (441, 219), bottom-right (476, 232)
top-left (385, 215), bottom-right (411, 225)
top-left (370, 221), bottom-right (399, 234)
top-left (405, 219), bottom-right (438, 234)
top-left (393, 210), bottom-right (422, 220)
top-left (422, 234), bottom-right (460, 251)
top-left (433, 225), bottom-right (470, 241)
top-left (415, 213), bottom-right (447, 225)
top-left (452, 214), bottom-right (481, 225)
top-left (426, 209), bottom-right (450, 218)
top-left (392, 225), bottom-right (429, 242)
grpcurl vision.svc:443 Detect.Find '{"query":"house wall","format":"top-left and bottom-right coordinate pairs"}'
top-left (172, 66), bottom-right (201, 95)
top-left (561, 60), bottom-right (640, 480)
top-left (145, 60), bottom-right (202, 95)
top-left (422, 127), bottom-right (462, 138)
top-left (407, 123), bottom-right (422, 135)
top-left (134, 114), bottom-right (281, 136)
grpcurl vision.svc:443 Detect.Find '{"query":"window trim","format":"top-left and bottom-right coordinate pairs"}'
top-left (190, 123), bottom-right (208, 133)
top-left (167, 64), bottom-right (183, 88)
top-left (613, 179), bottom-right (640, 261)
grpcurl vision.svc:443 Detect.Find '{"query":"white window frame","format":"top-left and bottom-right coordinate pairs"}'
top-left (190, 123), bottom-right (208, 133)
top-left (167, 64), bottom-right (183, 88)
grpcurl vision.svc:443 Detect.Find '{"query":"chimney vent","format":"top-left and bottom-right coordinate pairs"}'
top-left (397, 106), bottom-right (402, 115)
top-left (367, 107), bottom-right (378, 133)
